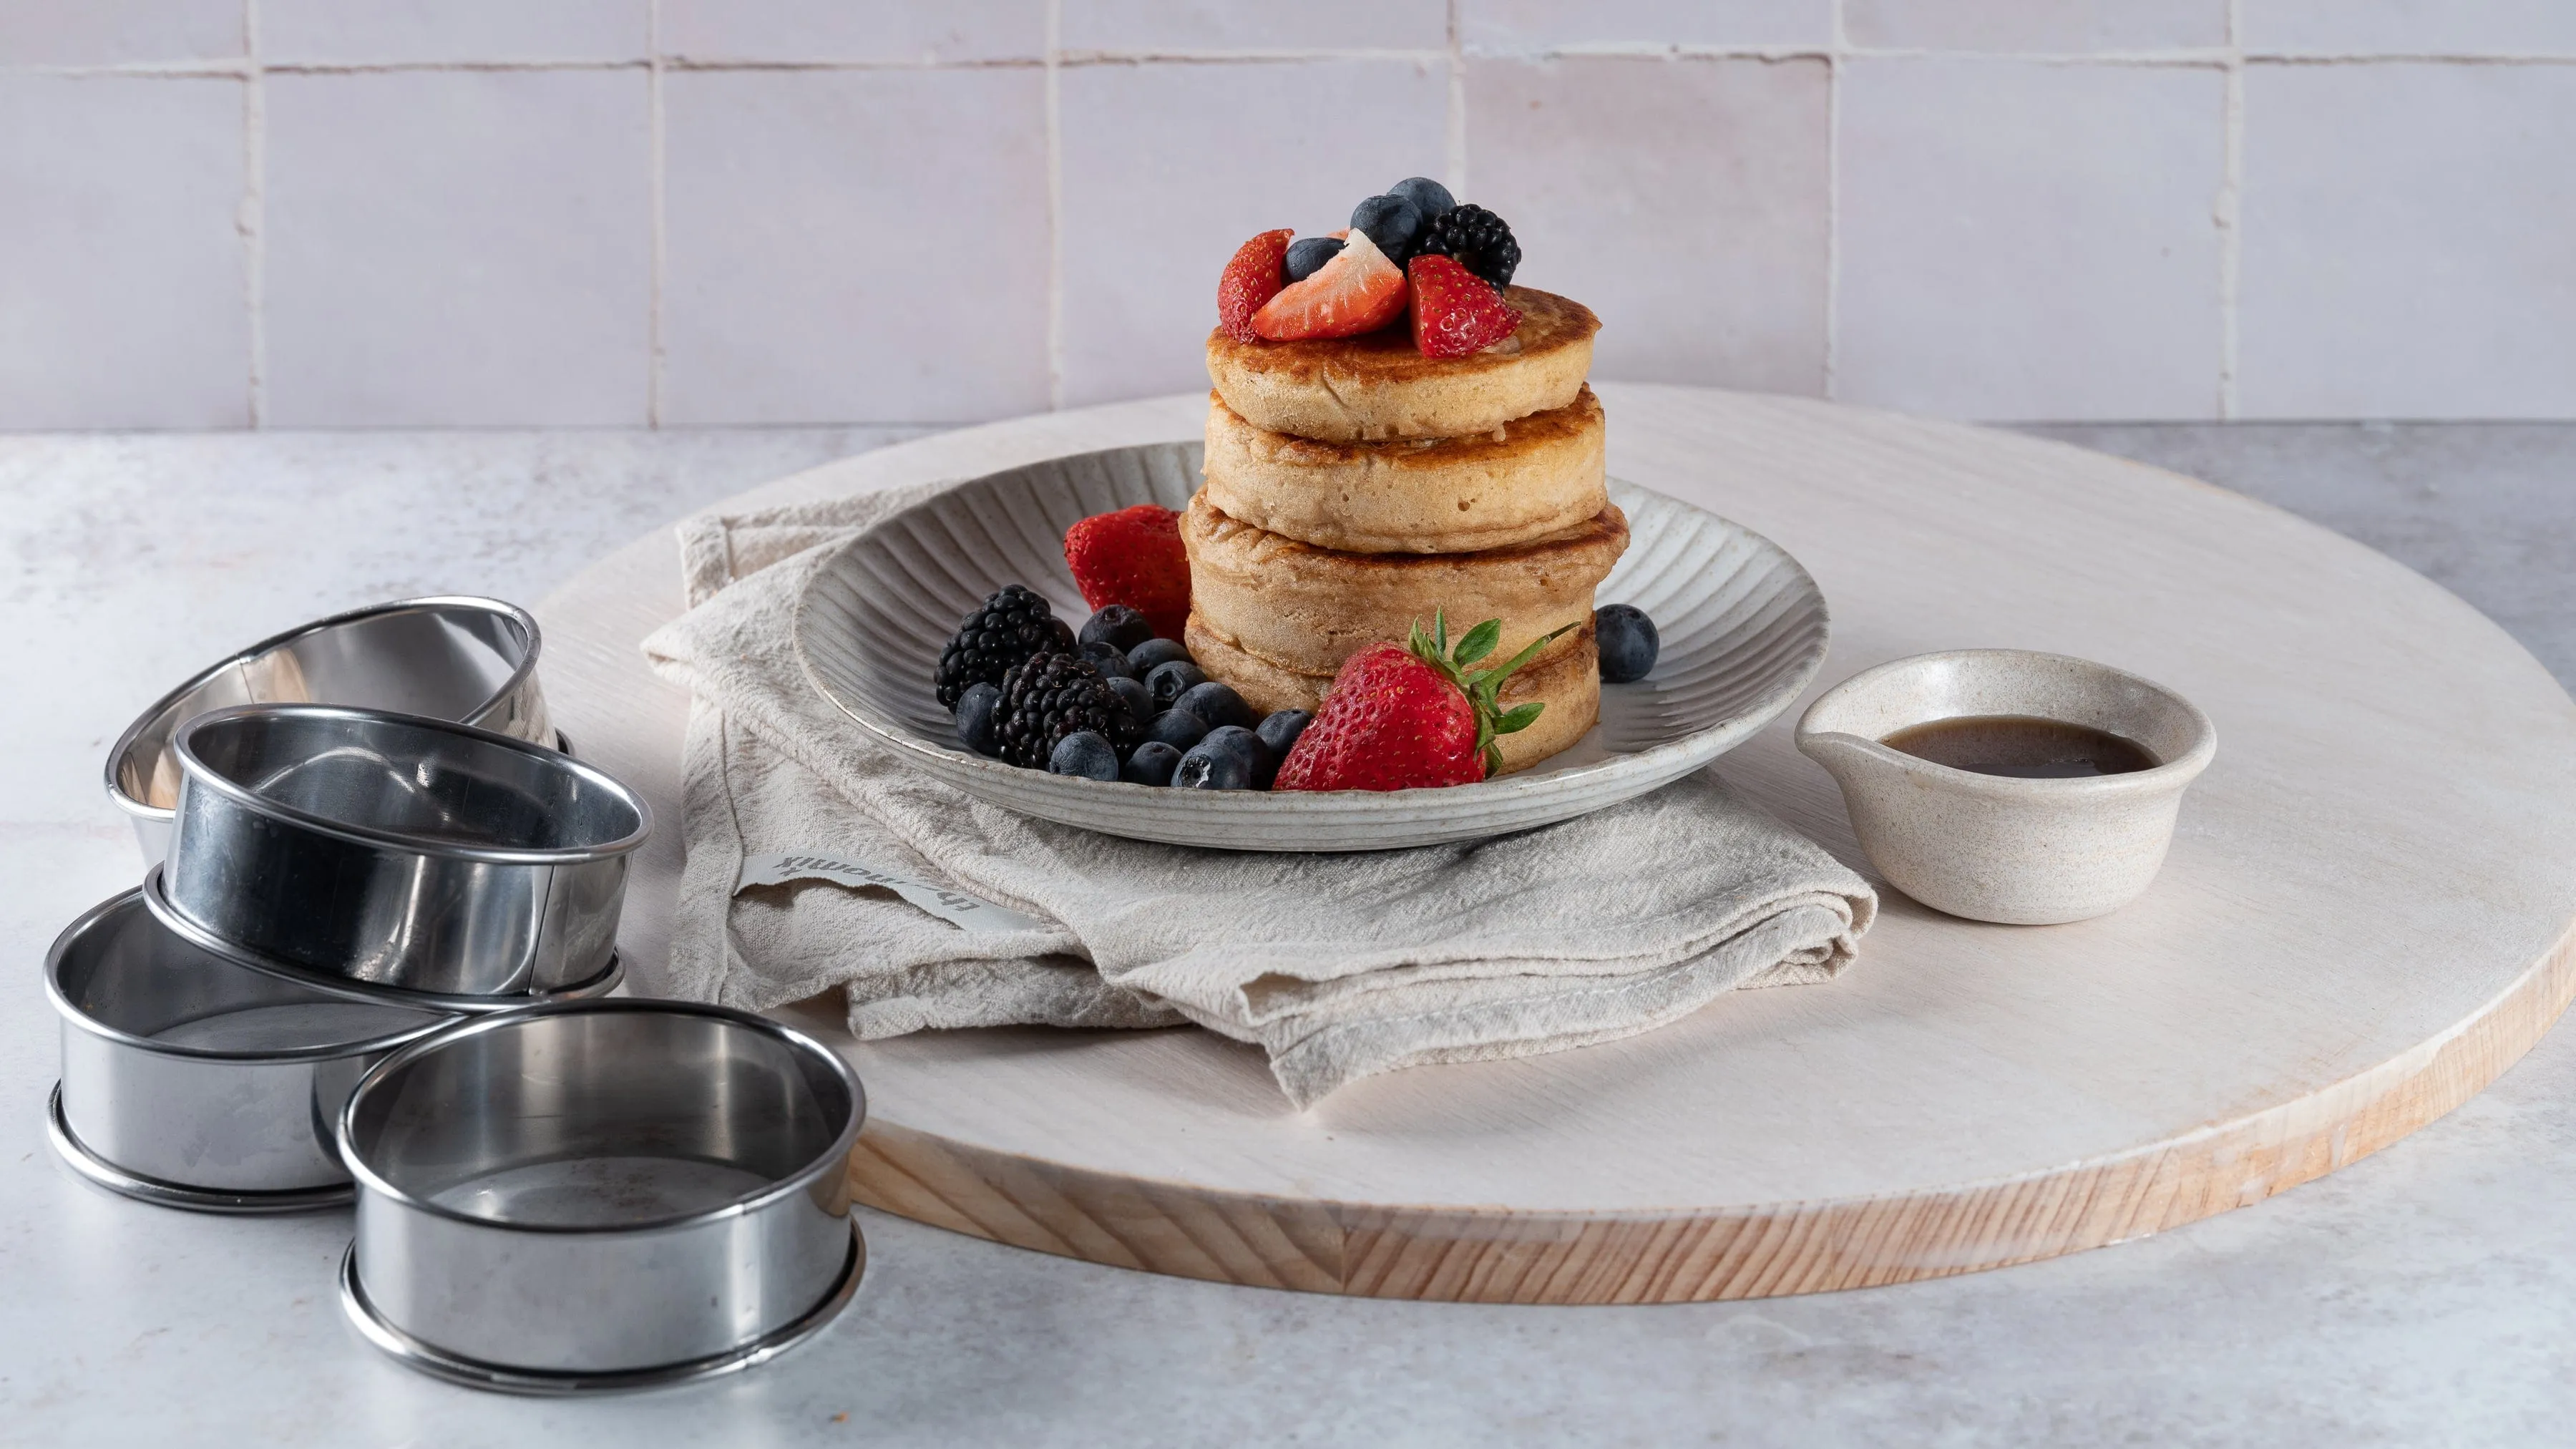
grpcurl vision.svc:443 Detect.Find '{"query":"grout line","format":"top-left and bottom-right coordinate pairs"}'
top-left (241, 0), bottom-right (265, 427)
top-left (2217, 0), bottom-right (2245, 421)
top-left (1044, 0), bottom-right (1065, 412)
top-left (647, 0), bottom-right (666, 428)
top-left (1822, 1), bottom-right (1844, 401)
top-left (1444, 0), bottom-right (1466, 195)
top-left (16, 47), bottom-right (2576, 80)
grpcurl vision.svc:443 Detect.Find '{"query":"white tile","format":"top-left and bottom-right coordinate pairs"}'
top-left (658, 0), bottom-right (1044, 64)
top-left (1834, 57), bottom-right (2226, 421)
top-left (1844, 0), bottom-right (2228, 52)
top-left (1060, 0), bottom-right (1448, 53)
top-left (1460, 0), bottom-right (1830, 52)
top-left (1466, 56), bottom-right (1831, 394)
top-left (1055, 59), bottom-right (1449, 407)
top-left (0, 0), bottom-right (240, 65)
top-left (0, 76), bottom-right (247, 429)
top-left (660, 69), bottom-right (1051, 425)
top-left (261, 0), bottom-right (645, 64)
top-left (263, 70), bottom-right (650, 426)
top-left (2245, 1), bottom-right (2576, 54)
top-left (2237, 64), bottom-right (2576, 419)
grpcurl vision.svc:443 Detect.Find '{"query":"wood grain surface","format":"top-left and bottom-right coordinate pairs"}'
top-left (536, 386), bottom-right (2576, 1302)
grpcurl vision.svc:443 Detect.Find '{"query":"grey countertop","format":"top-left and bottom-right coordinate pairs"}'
top-left (4, 420), bottom-right (2572, 1447)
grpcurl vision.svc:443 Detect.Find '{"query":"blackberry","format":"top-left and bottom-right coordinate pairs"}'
top-left (935, 585), bottom-right (1074, 711)
top-left (1414, 204), bottom-right (1520, 289)
top-left (995, 651), bottom-right (1139, 769)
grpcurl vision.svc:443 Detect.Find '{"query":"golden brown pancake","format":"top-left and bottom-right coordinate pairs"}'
top-left (1181, 489), bottom-right (1625, 680)
top-left (1187, 617), bottom-right (1599, 776)
top-left (1201, 386), bottom-right (1607, 555)
top-left (1205, 288), bottom-right (1599, 442)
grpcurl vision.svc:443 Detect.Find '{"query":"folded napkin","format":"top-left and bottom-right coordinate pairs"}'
top-left (643, 481), bottom-right (1876, 1108)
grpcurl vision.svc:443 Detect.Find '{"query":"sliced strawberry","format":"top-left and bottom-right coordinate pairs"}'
top-left (1251, 230), bottom-right (1408, 341)
top-left (1063, 504), bottom-right (1190, 640)
top-left (1216, 229), bottom-right (1294, 344)
top-left (1407, 254), bottom-right (1521, 358)
top-left (1275, 613), bottom-right (1574, 791)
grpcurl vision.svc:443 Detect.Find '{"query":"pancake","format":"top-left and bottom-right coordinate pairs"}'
top-left (1201, 386), bottom-right (1607, 555)
top-left (1186, 617), bottom-right (1599, 776)
top-left (1182, 489), bottom-right (1625, 679)
top-left (1206, 287), bottom-right (1599, 443)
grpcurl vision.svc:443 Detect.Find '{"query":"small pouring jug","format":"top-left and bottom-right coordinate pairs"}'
top-left (1796, 650), bottom-right (2216, 924)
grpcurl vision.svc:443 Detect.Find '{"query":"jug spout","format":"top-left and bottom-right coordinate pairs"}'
top-left (1795, 729), bottom-right (1901, 784)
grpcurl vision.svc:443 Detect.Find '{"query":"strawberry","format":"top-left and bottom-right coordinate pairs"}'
top-left (1407, 253), bottom-right (1520, 358)
top-left (1275, 613), bottom-right (1575, 791)
top-left (1063, 504), bottom-right (1191, 640)
top-left (1251, 230), bottom-right (1408, 341)
top-left (1216, 228), bottom-right (1293, 344)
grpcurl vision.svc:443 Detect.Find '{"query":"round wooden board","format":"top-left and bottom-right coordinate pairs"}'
top-left (536, 385), bottom-right (2576, 1304)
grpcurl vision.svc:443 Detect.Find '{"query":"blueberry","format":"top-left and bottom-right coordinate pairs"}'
top-left (1174, 726), bottom-right (1265, 791)
top-left (1387, 176), bottom-right (1455, 222)
top-left (1349, 194), bottom-right (1423, 264)
top-left (954, 682), bottom-right (1002, 756)
top-left (1254, 709), bottom-right (1312, 772)
top-left (1146, 660), bottom-right (1206, 711)
top-left (1048, 730), bottom-right (1119, 781)
top-left (1079, 605), bottom-right (1153, 654)
top-left (1174, 680), bottom-right (1255, 731)
top-left (1122, 741), bottom-right (1183, 786)
top-left (1595, 604), bottom-right (1659, 683)
top-left (1128, 637), bottom-right (1192, 673)
top-left (1082, 640), bottom-right (1134, 680)
top-left (1108, 675), bottom-right (1153, 726)
top-left (1145, 708), bottom-right (1208, 751)
top-left (1284, 235), bottom-right (1345, 284)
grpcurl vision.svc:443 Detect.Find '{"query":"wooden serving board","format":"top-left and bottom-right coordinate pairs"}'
top-left (536, 385), bottom-right (2576, 1304)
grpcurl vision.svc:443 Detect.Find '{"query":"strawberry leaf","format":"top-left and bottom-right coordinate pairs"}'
top-left (1453, 618), bottom-right (1501, 668)
top-left (1493, 701), bottom-right (1544, 735)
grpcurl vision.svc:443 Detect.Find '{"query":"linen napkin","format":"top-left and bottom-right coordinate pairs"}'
top-left (643, 482), bottom-right (1876, 1108)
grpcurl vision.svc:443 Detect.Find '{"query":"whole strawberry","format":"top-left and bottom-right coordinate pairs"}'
top-left (1407, 254), bottom-right (1520, 358)
top-left (1063, 504), bottom-right (1191, 640)
top-left (1275, 613), bottom-right (1572, 791)
top-left (1216, 229), bottom-right (1293, 344)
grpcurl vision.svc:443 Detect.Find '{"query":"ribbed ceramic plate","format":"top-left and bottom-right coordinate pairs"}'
top-left (793, 443), bottom-right (1829, 851)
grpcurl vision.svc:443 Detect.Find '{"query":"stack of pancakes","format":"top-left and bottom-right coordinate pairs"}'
top-left (1185, 288), bottom-right (1623, 774)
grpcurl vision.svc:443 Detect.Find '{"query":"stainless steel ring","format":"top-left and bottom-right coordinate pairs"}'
top-left (49, 1084), bottom-right (356, 1214)
top-left (338, 1221), bottom-right (865, 1395)
top-left (162, 703), bottom-right (649, 997)
top-left (139, 864), bottom-right (626, 1015)
top-left (106, 597), bottom-right (553, 864)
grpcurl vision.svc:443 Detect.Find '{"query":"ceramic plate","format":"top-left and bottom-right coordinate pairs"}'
top-left (794, 443), bottom-right (1828, 851)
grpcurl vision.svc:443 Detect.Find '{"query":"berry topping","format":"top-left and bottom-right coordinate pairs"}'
top-left (1387, 176), bottom-right (1455, 223)
top-left (1107, 674), bottom-right (1153, 723)
top-left (1127, 637), bottom-right (1191, 674)
top-left (996, 651), bottom-right (1139, 770)
top-left (1175, 726), bottom-right (1266, 791)
top-left (1145, 659), bottom-right (1207, 711)
top-left (1350, 193), bottom-right (1424, 264)
top-left (1123, 740), bottom-right (1184, 786)
top-left (954, 681), bottom-right (1003, 756)
top-left (1414, 203), bottom-right (1519, 288)
top-left (1216, 228), bottom-right (1294, 343)
top-left (1048, 730), bottom-right (1120, 781)
top-left (1063, 504), bottom-right (1190, 640)
top-left (1174, 679), bottom-right (1255, 731)
top-left (1250, 230), bottom-right (1409, 341)
top-left (1595, 604), bottom-right (1659, 683)
top-left (1407, 254), bottom-right (1521, 358)
top-left (1079, 604), bottom-right (1154, 654)
top-left (1275, 613), bottom-right (1571, 791)
top-left (1254, 708), bottom-right (1312, 763)
top-left (1283, 235), bottom-right (1345, 284)
top-left (935, 584), bottom-right (1075, 711)
top-left (1144, 706), bottom-right (1209, 751)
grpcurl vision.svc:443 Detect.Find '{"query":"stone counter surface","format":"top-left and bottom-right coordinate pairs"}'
top-left (2, 423), bottom-right (2571, 1446)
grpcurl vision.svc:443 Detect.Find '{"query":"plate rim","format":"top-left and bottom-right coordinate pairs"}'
top-left (789, 447), bottom-right (1831, 845)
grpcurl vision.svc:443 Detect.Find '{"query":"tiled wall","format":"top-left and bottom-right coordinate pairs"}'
top-left (5, 1), bottom-right (2573, 429)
